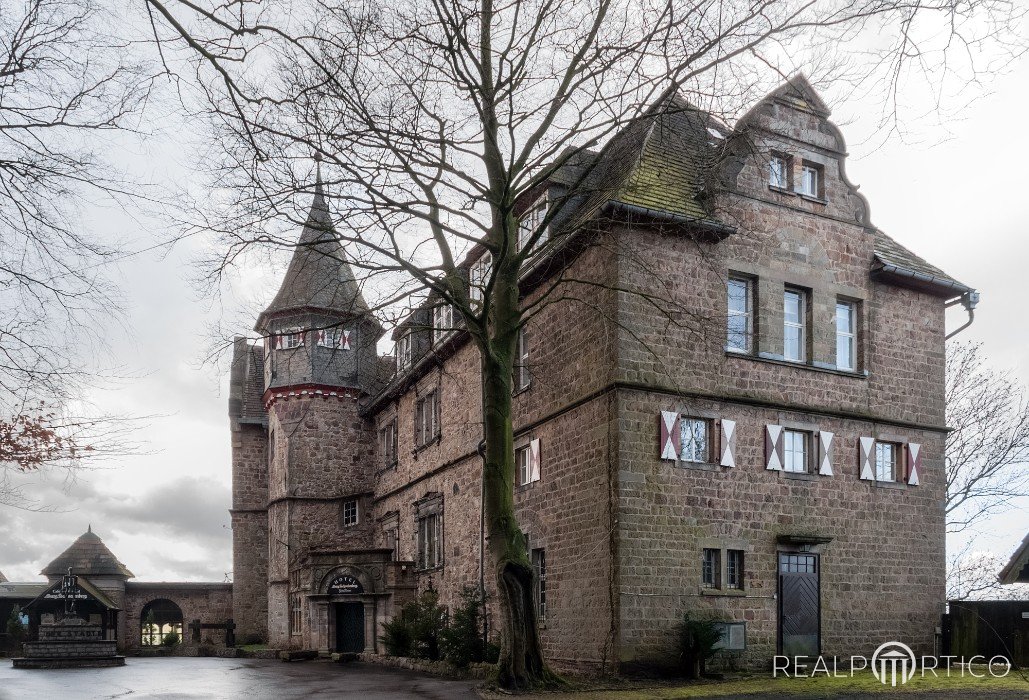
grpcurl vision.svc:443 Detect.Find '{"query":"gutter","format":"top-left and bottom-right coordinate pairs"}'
top-left (603, 201), bottom-right (736, 238)
top-left (872, 260), bottom-right (979, 339)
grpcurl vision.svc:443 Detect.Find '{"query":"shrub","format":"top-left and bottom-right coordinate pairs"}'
top-left (380, 590), bottom-right (447, 661)
top-left (5, 606), bottom-right (26, 654)
top-left (440, 587), bottom-right (487, 667)
top-left (676, 611), bottom-right (723, 679)
top-left (380, 612), bottom-right (414, 657)
top-left (162, 631), bottom-right (181, 647)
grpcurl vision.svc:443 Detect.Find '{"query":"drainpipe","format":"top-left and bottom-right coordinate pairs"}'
top-left (945, 290), bottom-right (980, 340)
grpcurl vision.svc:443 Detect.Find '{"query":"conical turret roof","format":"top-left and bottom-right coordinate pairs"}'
top-left (40, 526), bottom-right (134, 579)
top-left (256, 164), bottom-right (370, 330)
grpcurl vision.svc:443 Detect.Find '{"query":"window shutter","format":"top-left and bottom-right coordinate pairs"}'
top-left (529, 438), bottom-right (541, 483)
top-left (906, 442), bottom-right (921, 486)
top-left (315, 329), bottom-right (325, 346)
top-left (765, 424), bottom-right (783, 471)
top-left (719, 419), bottom-right (737, 468)
top-left (818, 431), bottom-right (834, 476)
top-left (659, 411), bottom-right (680, 461)
top-left (341, 329), bottom-right (352, 350)
top-left (859, 436), bottom-right (876, 481)
top-left (274, 334), bottom-right (283, 349)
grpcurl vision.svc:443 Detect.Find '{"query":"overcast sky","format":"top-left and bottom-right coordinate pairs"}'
top-left (1, 51), bottom-right (1026, 584)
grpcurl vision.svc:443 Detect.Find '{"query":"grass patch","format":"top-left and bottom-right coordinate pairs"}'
top-left (506, 667), bottom-right (1029, 698)
top-left (238, 644), bottom-right (271, 652)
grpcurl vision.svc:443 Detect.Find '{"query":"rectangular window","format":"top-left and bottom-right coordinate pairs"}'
top-left (414, 390), bottom-right (439, 447)
top-left (290, 594), bottom-right (302, 636)
top-left (769, 154), bottom-right (790, 189)
top-left (726, 549), bottom-right (745, 589)
top-left (283, 329), bottom-right (304, 349)
top-left (433, 304), bottom-right (456, 345)
top-left (417, 512), bottom-right (442, 570)
top-left (531, 548), bottom-right (547, 623)
top-left (836, 301), bottom-right (857, 371)
top-left (799, 162), bottom-right (822, 198)
top-left (727, 276), bottom-right (754, 353)
top-left (342, 499), bottom-right (358, 527)
top-left (779, 553), bottom-right (818, 574)
top-left (385, 527), bottom-right (399, 561)
top-left (318, 327), bottom-right (350, 349)
top-left (516, 444), bottom-right (532, 486)
top-left (783, 429), bottom-right (810, 473)
top-left (702, 548), bottom-right (721, 588)
top-left (469, 253), bottom-right (491, 306)
top-left (679, 418), bottom-right (711, 463)
top-left (397, 332), bottom-right (413, 370)
top-left (514, 327), bottom-right (531, 391)
top-left (518, 196), bottom-right (548, 252)
top-left (875, 441), bottom-right (899, 482)
top-left (379, 418), bottom-right (397, 468)
top-left (783, 288), bottom-right (807, 362)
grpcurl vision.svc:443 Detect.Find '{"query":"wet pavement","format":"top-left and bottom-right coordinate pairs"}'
top-left (0, 657), bottom-right (481, 700)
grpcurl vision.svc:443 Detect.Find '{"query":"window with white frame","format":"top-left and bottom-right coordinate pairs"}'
top-left (417, 512), bottom-right (442, 569)
top-left (518, 196), bottom-right (548, 251)
top-left (783, 288), bottom-right (807, 362)
top-left (799, 162), bottom-right (822, 198)
top-left (769, 153), bottom-right (790, 189)
top-left (433, 303), bottom-right (456, 345)
top-left (342, 499), bottom-right (359, 527)
top-left (875, 441), bottom-right (900, 482)
top-left (836, 301), bottom-right (857, 371)
top-left (469, 253), bottom-right (491, 306)
top-left (283, 328), bottom-right (304, 349)
top-left (783, 429), bottom-right (810, 473)
top-left (727, 276), bottom-right (754, 353)
top-left (531, 548), bottom-right (547, 622)
top-left (414, 389), bottom-right (440, 447)
top-left (516, 444), bottom-right (532, 486)
top-left (318, 326), bottom-right (350, 350)
top-left (702, 548), bottom-right (720, 588)
top-left (397, 331), bottom-right (413, 370)
top-left (514, 327), bottom-right (531, 391)
top-left (679, 417), bottom-right (711, 463)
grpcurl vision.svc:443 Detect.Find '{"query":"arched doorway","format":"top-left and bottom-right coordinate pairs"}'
top-left (140, 599), bottom-right (183, 646)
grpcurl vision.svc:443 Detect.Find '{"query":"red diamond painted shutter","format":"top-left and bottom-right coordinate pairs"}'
top-left (529, 438), bottom-right (541, 483)
top-left (660, 411), bottom-right (680, 461)
top-left (315, 329), bottom-right (325, 346)
top-left (765, 425), bottom-right (783, 470)
top-left (906, 442), bottom-right (921, 486)
top-left (859, 437), bottom-right (876, 480)
top-left (818, 431), bottom-right (834, 476)
top-left (719, 419), bottom-right (737, 467)
top-left (341, 329), bottom-right (352, 351)
top-left (274, 334), bottom-right (283, 349)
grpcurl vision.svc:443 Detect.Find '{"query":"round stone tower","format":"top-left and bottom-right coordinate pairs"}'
top-left (253, 170), bottom-right (383, 646)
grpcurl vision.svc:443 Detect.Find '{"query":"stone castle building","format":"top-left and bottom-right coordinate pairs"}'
top-left (227, 76), bottom-right (976, 670)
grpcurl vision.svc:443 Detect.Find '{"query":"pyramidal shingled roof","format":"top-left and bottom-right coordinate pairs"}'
top-left (0, 570), bottom-right (7, 583)
top-left (256, 164), bottom-right (371, 330)
top-left (40, 526), bottom-right (134, 579)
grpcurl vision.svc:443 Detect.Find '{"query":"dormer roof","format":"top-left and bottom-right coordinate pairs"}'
top-left (256, 165), bottom-right (373, 331)
top-left (40, 527), bottom-right (134, 579)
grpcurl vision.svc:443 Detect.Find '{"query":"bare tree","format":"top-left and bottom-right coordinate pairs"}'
top-left (144, 0), bottom-right (1025, 687)
top-left (945, 342), bottom-right (1029, 534)
top-left (1, 0), bottom-right (156, 505)
top-left (947, 545), bottom-right (1029, 601)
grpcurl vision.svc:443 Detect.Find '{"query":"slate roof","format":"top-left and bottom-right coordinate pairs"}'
top-left (999, 532), bottom-right (1029, 585)
top-left (872, 230), bottom-right (970, 293)
top-left (0, 582), bottom-right (48, 600)
top-left (40, 527), bottom-right (134, 579)
top-left (256, 172), bottom-right (371, 330)
top-left (24, 575), bottom-right (120, 611)
top-left (242, 343), bottom-right (266, 421)
top-left (0, 570), bottom-right (6, 583)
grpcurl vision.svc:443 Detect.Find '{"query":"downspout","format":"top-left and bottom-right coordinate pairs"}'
top-left (945, 290), bottom-right (980, 340)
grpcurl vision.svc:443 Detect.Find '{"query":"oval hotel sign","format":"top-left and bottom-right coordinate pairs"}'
top-left (327, 574), bottom-right (364, 595)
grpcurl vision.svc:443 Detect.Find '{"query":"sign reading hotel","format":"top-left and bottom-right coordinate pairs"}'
top-left (327, 575), bottom-right (363, 595)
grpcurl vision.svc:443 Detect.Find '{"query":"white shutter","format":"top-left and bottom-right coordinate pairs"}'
top-left (818, 431), bottom-right (834, 476)
top-left (906, 442), bottom-right (921, 486)
top-left (659, 411), bottom-right (680, 461)
top-left (274, 334), bottom-right (283, 349)
top-left (315, 329), bottom-right (326, 346)
top-left (765, 425), bottom-right (783, 471)
top-left (529, 439), bottom-right (541, 483)
top-left (719, 419), bottom-right (737, 468)
top-left (859, 437), bottom-right (876, 481)
top-left (341, 329), bottom-right (352, 351)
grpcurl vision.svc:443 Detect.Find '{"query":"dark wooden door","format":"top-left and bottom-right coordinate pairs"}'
top-left (778, 553), bottom-right (820, 658)
top-left (335, 602), bottom-right (365, 653)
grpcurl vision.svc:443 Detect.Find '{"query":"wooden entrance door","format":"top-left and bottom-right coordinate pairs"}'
top-left (335, 602), bottom-right (365, 653)
top-left (778, 553), bottom-right (820, 658)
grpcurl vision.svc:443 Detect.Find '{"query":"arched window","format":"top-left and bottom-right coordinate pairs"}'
top-left (140, 599), bottom-right (183, 646)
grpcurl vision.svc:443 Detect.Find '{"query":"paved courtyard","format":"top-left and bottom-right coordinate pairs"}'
top-left (0, 657), bottom-right (480, 700)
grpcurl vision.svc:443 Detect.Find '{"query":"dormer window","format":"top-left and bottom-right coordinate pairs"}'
top-left (433, 304), bottom-right (456, 345)
top-left (518, 195), bottom-right (548, 252)
top-left (317, 327), bottom-right (352, 350)
top-left (769, 153), bottom-right (791, 189)
top-left (282, 328), bottom-right (304, 349)
top-left (397, 332), bottom-right (413, 370)
top-left (799, 162), bottom-right (823, 198)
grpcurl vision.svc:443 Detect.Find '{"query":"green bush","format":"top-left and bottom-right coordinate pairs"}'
top-left (5, 606), bottom-right (26, 654)
top-left (676, 611), bottom-right (723, 679)
top-left (162, 631), bottom-right (181, 647)
top-left (379, 590), bottom-right (447, 661)
top-left (440, 587), bottom-right (487, 667)
top-left (380, 612), bottom-right (414, 657)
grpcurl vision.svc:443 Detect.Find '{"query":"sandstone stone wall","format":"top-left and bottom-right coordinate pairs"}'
top-left (231, 422), bottom-right (269, 642)
top-left (123, 583), bottom-right (233, 651)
